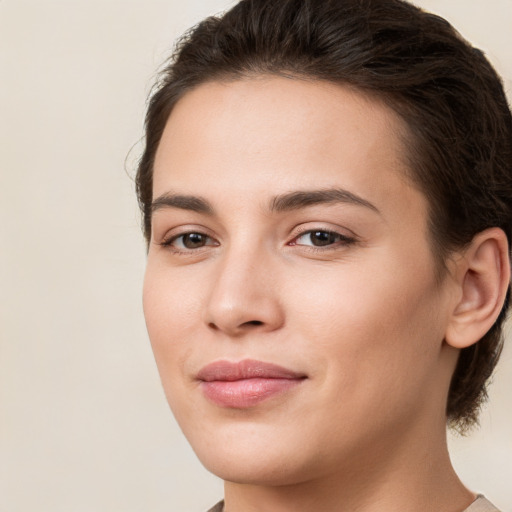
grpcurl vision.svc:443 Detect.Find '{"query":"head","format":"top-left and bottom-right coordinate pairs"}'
top-left (137, 0), bottom-right (511, 433)
top-left (138, 2), bottom-right (512, 489)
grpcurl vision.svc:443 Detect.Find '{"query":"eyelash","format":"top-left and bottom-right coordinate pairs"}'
top-left (289, 229), bottom-right (356, 250)
top-left (160, 232), bottom-right (218, 253)
top-left (159, 228), bottom-right (356, 254)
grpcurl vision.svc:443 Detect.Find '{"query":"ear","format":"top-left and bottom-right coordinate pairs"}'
top-left (445, 228), bottom-right (510, 349)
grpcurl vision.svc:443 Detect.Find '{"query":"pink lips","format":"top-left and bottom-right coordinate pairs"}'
top-left (197, 359), bottom-right (306, 408)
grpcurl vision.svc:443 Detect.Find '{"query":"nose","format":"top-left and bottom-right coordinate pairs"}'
top-left (203, 247), bottom-right (285, 337)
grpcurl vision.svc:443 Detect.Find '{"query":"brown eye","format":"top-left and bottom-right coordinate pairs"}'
top-left (292, 230), bottom-right (355, 248)
top-left (309, 231), bottom-right (338, 246)
top-left (163, 232), bottom-right (217, 250)
top-left (182, 233), bottom-right (208, 248)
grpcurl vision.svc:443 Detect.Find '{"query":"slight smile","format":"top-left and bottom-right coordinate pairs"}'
top-left (197, 359), bottom-right (307, 408)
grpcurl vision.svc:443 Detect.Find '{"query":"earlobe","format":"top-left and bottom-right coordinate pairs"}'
top-left (445, 228), bottom-right (510, 349)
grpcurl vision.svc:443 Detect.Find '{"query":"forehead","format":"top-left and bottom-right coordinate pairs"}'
top-left (153, 76), bottom-right (425, 221)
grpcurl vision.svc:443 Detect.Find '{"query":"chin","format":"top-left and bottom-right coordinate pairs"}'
top-left (184, 421), bottom-right (330, 487)
top-left (191, 434), bottom-right (286, 483)
top-left (200, 452), bottom-right (311, 487)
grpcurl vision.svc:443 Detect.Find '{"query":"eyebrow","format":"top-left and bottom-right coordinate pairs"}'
top-left (269, 188), bottom-right (380, 213)
top-left (151, 193), bottom-right (214, 215)
top-left (150, 187), bottom-right (379, 217)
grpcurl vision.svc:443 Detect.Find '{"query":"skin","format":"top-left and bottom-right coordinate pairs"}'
top-left (143, 77), bottom-right (478, 511)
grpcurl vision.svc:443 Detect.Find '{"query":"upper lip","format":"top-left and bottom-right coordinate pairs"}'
top-left (197, 359), bottom-right (306, 382)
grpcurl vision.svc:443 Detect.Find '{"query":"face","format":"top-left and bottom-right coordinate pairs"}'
top-left (143, 77), bottom-right (457, 485)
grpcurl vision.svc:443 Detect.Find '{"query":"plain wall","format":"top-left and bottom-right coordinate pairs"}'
top-left (1, 1), bottom-right (511, 511)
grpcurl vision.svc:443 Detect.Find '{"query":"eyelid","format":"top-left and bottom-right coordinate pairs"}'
top-left (165, 232), bottom-right (217, 249)
top-left (157, 225), bottom-right (220, 249)
top-left (286, 224), bottom-right (359, 253)
top-left (293, 231), bottom-right (354, 246)
top-left (288, 224), bottom-right (357, 242)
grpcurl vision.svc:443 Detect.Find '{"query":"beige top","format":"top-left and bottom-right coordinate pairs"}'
top-left (465, 495), bottom-right (501, 512)
top-left (207, 495), bottom-right (500, 512)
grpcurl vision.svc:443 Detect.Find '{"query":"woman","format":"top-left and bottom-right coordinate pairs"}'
top-left (136, 0), bottom-right (511, 510)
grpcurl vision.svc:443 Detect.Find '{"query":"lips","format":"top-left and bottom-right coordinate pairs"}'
top-left (197, 359), bottom-right (306, 408)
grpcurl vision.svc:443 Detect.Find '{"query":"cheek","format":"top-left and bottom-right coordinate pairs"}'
top-left (142, 266), bottom-right (207, 429)
top-left (142, 265), bottom-right (200, 381)
top-left (143, 257), bottom-right (206, 332)
top-left (289, 261), bottom-right (433, 338)
top-left (286, 257), bottom-right (444, 398)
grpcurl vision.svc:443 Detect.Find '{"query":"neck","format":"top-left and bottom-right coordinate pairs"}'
top-left (223, 421), bottom-right (474, 512)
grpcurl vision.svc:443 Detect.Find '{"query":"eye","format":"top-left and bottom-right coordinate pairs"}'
top-left (163, 232), bottom-right (218, 250)
top-left (291, 229), bottom-right (354, 247)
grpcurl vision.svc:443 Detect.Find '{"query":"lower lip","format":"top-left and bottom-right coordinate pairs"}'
top-left (201, 378), bottom-right (303, 408)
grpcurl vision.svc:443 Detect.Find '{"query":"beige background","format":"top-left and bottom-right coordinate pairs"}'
top-left (1, 1), bottom-right (511, 511)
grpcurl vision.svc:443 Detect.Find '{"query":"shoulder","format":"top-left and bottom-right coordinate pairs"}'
top-left (464, 495), bottom-right (501, 512)
top-left (206, 501), bottom-right (224, 512)
top-left (205, 497), bottom-right (500, 512)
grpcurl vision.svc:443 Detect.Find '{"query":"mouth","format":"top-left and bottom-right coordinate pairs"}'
top-left (197, 359), bottom-right (307, 408)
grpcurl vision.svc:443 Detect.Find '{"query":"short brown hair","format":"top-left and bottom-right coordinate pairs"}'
top-left (136, 0), bottom-right (512, 431)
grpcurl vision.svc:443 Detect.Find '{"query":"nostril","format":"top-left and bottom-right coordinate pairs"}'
top-left (207, 320), bottom-right (263, 331)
